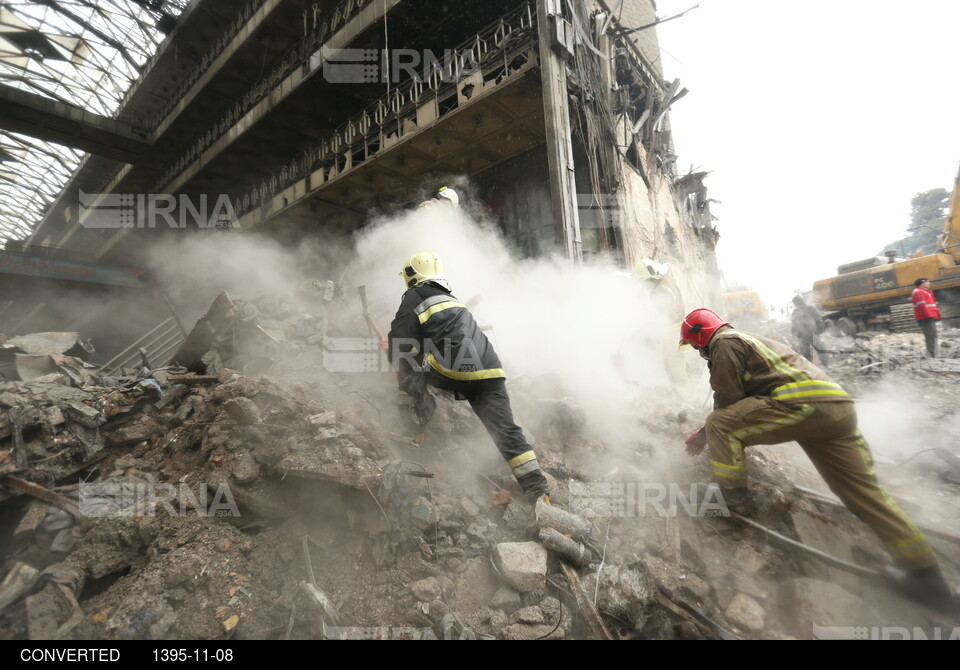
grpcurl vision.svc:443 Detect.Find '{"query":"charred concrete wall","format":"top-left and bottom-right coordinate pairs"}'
top-left (476, 0), bottom-right (719, 309)
top-left (475, 146), bottom-right (556, 259)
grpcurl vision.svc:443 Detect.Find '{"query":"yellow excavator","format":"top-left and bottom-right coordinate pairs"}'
top-left (722, 284), bottom-right (767, 329)
top-left (813, 163), bottom-right (960, 336)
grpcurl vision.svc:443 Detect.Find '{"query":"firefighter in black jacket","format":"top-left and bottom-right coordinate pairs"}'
top-left (387, 250), bottom-right (550, 499)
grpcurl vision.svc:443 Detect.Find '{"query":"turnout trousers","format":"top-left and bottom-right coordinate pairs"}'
top-left (433, 377), bottom-right (547, 494)
top-left (705, 397), bottom-right (935, 570)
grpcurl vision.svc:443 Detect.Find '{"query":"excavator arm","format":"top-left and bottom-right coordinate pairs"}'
top-left (938, 163), bottom-right (960, 261)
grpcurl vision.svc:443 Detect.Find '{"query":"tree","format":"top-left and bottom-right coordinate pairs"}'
top-left (880, 187), bottom-right (949, 257)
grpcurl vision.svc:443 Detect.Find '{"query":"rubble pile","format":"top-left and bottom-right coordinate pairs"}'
top-left (2, 304), bottom-right (959, 640)
top-left (822, 330), bottom-right (960, 385)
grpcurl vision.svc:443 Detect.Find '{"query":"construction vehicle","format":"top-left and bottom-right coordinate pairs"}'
top-left (812, 163), bottom-right (960, 336)
top-left (722, 284), bottom-right (767, 330)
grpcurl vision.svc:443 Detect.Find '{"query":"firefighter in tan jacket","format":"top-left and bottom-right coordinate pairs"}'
top-left (679, 308), bottom-right (956, 611)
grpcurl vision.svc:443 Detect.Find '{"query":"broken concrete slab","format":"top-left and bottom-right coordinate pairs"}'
top-left (3, 333), bottom-right (91, 358)
top-left (277, 448), bottom-right (382, 491)
top-left (494, 542), bottom-right (547, 593)
top-left (223, 397), bottom-right (260, 425)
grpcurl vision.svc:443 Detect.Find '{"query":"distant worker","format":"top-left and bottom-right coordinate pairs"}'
top-left (911, 278), bottom-right (940, 358)
top-left (417, 186), bottom-right (460, 209)
top-left (790, 295), bottom-right (829, 366)
top-left (635, 258), bottom-right (687, 385)
top-left (387, 250), bottom-right (550, 501)
top-left (679, 308), bottom-right (956, 611)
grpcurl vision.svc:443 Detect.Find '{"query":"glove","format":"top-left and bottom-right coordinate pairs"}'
top-left (685, 427), bottom-right (707, 455)
top-left (398, 390), bottom-right (436, 427)
top-left (414, 390), bottom-right (436, 425)
top-left (517, 471), bottom-right (550, 499)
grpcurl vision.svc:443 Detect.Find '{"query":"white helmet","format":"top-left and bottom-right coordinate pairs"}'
top-left (400, 250), bottom-right (444, 289)
top-left (418, 186), bottom-right (460, 209)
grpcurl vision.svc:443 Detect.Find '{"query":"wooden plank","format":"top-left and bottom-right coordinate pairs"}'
top-left (0, 475), bottom-right (80, 517)
top-left (559, 562), bottom-right (614, 640)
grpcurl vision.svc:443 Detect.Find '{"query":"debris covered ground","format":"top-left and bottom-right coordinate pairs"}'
top-left (1, 305), bottom-right (959, 641)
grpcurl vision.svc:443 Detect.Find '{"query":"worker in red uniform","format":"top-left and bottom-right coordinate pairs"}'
top-left (911, 278), bottom-right (941, 358)
top-left (679, 307), bottom-right (956, 612)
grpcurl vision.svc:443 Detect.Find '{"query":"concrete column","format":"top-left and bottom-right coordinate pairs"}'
top-left (536, 0), bottom-right (582, 263)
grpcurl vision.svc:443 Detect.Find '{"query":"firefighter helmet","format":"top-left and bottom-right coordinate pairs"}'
top-left (418, 186), bottom-right (460, 209)
top-left (679, 308), bottom-right (728, 349)
top-left (400, 251), bottom-right (444, 289)
top-left (634, 258), bottom-right (669, 282)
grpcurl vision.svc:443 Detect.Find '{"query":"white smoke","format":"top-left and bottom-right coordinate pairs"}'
top-left (141, 190), bottom-right (710, 445)
top-left (347, 201), bottom-right (705, 440)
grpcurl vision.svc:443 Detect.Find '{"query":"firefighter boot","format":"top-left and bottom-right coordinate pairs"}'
top-left (696, 483), bottom-right (748, 515)
top-left (721, 486), bottom-right (749, 514)
top-left (883, 565), bottom-right (959, 614)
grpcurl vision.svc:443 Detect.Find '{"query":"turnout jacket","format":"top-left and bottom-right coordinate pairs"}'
top-left (388, 282), bottom-right (505, 393)
top-left (706, 326), bottom-right (850, 410)
top-left (911, 285), bottom-right (941, 320)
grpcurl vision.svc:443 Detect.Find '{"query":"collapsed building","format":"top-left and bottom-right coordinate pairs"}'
top-left (0, 0), bottom-right (957, 642)
top-left (1, 0), bottom-right (720, 348)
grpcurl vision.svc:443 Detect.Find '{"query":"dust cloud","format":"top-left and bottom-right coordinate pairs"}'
top-left (347, 198), bottom-right (702, 442)
top-left (131, 189), bottom-right (707, 454)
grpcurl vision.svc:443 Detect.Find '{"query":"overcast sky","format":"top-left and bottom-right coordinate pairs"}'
top-left (652, 0), bottom-right (960, 309)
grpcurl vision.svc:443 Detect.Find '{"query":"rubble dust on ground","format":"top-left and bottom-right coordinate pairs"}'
top-left (2, 288), bottom-right (959, 640)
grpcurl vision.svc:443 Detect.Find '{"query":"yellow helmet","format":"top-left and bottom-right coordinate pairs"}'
top-left (400, 250), bottom-right (444, 289)
top-left (634, 258), bottom-right (669, 282)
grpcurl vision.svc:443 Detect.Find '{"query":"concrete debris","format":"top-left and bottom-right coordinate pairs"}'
top-left (0, 297), bottom-right (956, 641)
top-left (2, 333), bottom-right (92, 358)
top-left (0, 563), bottom-right (40, 614)
top-left (491, 587), bottom-right (522, 614)
top-left (494, 542), bottom-right (548, 593)
top-left (584, 562), bottom-right (659, 633)
top-left (222, 398), bottom-right (260, 426)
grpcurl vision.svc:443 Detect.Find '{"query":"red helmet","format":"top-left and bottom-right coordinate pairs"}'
top-left (679, 308), bottom-right (728, 348)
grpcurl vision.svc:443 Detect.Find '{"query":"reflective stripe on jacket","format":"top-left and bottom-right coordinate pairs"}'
top-left (707, 327), bottom-right (850, 409)
top-left (911, 286), bottom-right (941, 320)
top-left (388, 282), bottom-right (505, 390)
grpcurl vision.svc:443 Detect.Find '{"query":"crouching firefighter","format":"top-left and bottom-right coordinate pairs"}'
top-left (387, 250), bottom-right (550, 501)
top-left (679, 308), bottom-right (957, 612)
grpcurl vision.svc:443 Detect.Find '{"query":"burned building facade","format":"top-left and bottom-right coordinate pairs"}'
top-left (1, 0), bottom-right (719, 349)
